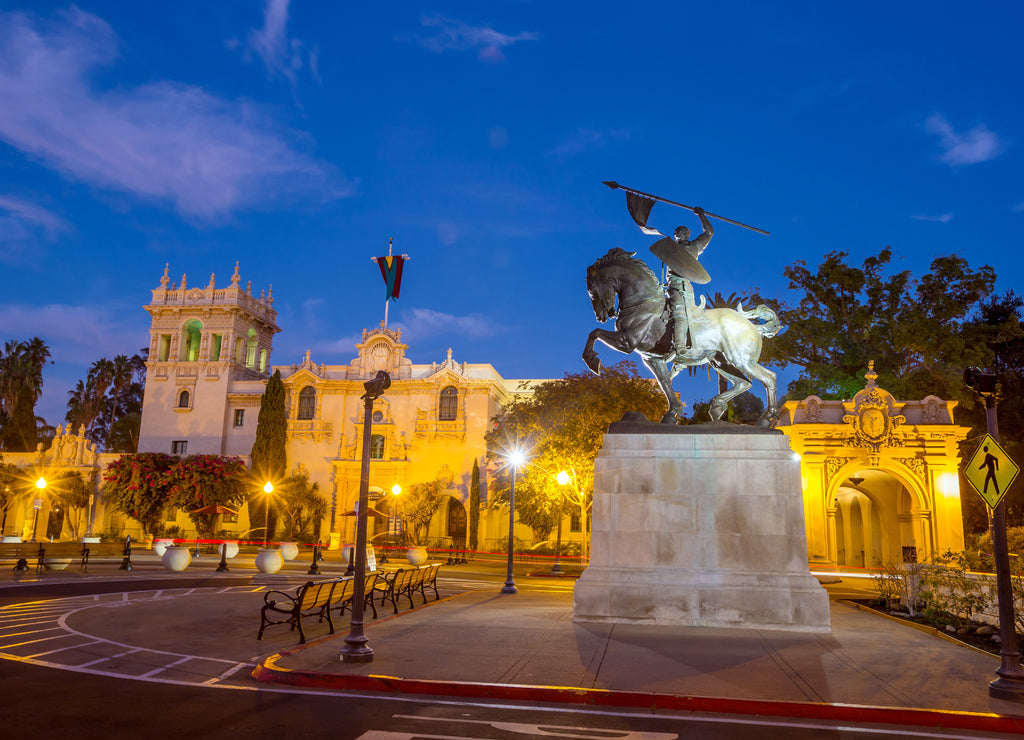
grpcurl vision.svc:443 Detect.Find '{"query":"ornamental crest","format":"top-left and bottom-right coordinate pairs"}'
top-left (843, 362), bottom-right (905, 456)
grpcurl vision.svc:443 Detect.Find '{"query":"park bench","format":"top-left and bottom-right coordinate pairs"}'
top-left (372, 564), bottom-right (442, 615)
top-left (0, 541), bottom-right (128, 572)
top-left (258, 577), bottom-right (357, 644)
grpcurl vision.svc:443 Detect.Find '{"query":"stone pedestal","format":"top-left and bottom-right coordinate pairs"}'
top-left (574, 428), bottom-right (831, 632)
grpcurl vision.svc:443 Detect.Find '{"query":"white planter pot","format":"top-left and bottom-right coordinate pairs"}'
top-left (341, 544), bottom-right (355, 565)
top-left (1, 536), bottom-right (22, 543)
top-left (255, 548), bottom-right (283, 574)
top-left (407, 545), bottom-right (428, 565)
top-left (44, 558), bottom-right (73, 571)
top-left (161, 546), bottom-right (192, 571)
top-left (279, 541), bottom-right (299, 561)
top-left (81, 537), bottom-right (101, 544)
top-left (221, 540), bottom-right (239, 559)
top-left (153, 538), bottom-right (175, 557)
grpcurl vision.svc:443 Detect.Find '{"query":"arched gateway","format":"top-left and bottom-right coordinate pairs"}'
top-left (777, 363), bottom-right (970, 569)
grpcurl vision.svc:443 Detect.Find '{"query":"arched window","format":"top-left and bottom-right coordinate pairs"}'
top-left (297, 386), bottom-right (316, 419)
top-left (177, 389), bottom-right (190, 408)
top-left (369, 434), bottom-right (385, 460)
top-left (180, 320), bottom-right (202, 361)
top-left (439, 386), bottom-right (458, 421)
top-left (245, 328), bottom-right (258, 368)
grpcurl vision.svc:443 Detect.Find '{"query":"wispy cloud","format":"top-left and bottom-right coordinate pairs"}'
top-left (925, 114), bottom-right (1003, 167)
top-left (396, 307), bottom-right (498, 338)
top-left (547, 128), bottom-right (631, 158)
top-left (0, 195), bottom-right (70, 265)
top-left (236, 0), bottom-right (318, 86)
top-left (0, 7), bottom-right (344, 222)
top-left (911, 212), bottom-right (953, 224)
top-left (416, 14), bottom-right (539, 62)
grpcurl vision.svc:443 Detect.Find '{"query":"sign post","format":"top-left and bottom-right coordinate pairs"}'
top-left (963, 367), bottom-right (1024, 701)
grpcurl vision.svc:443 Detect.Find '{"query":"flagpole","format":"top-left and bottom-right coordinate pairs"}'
top-left (370, 237), bottom-right (410, 330)
top-left (384, 238), bottom-right (392, 328)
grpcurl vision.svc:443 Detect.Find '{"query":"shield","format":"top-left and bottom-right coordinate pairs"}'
top-left (649, 238), bottom-right (712, 284)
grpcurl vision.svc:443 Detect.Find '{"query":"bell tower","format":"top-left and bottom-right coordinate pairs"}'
top-left (137, 262), bottom-right (280, 455)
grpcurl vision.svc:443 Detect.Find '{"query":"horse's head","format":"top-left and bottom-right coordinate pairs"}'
top-left (587, 264), bottom-right (617, 323)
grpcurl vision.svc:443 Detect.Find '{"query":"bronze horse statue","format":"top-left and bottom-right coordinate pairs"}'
top-left (583, 248), bottom-right (781, 426)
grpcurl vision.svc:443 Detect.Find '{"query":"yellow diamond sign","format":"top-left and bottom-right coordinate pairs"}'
top-left (964, 433), bottom-right (1019, 509)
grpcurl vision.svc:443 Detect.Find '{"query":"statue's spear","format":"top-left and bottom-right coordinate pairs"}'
top-left (603, 181), bottom-right (769, 236)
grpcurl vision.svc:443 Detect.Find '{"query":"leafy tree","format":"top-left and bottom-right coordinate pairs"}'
top-left (402, 478), bottom-right (447, 545)
top-left (49, 470), bottom-right (91, 540)
top-left (65, 352), bottom-right (146, 451)
top-left (762, 248), bottom-right (995, 403)
top-left (0, 457), bottom-right (20, 536)
top-left (0, 338), bottom-right (50, 450)
top-left (277, 470), bottom-right (328, 541)
top-left (102, 452), bottom-right (176, 536)
top-left (468, 458), bottom-right (481, 551)
top-left (166, 455), bottom-right (249, 539)
top-left (485, 360), bottom-right (667, 556)
top-left (249, 370), bottom-right (286, 537)
top-left (690, 391), bottom-right (765, 424)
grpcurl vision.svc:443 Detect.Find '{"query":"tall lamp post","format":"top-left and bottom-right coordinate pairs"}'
top-left (501, 449), bottom-right (525, 595)
top-left (964, 367), bottom-right (1024, 701)
top-left (391, 484), bottom-right (403, 550)
top-left (341, 370), bottom-right (391, 663)
top-left (262, 481), bottom-right (274, 548)
top-left (552, 470), bottom-right (570, 574)
top-left (31, 477), bottom-right (46, 542)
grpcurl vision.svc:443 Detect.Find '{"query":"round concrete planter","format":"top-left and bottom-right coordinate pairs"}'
top-left (406, 545), bottom-right (428, 565)
top-left (153, 538), bottom-right (175, 557)
top-left (221, 540), bottom-right (239, 559)
top-left (44, 558), bottom-right (73, 571)
top-left (161, 546), bottom-right (192, 571)
top-left (279, 541), bottom-right (299, 561)
top-left (255, 548), bottom-right (283, 574)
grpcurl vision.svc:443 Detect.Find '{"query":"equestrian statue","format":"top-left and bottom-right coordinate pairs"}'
top-left (583, 183), bottom-right (780, 427)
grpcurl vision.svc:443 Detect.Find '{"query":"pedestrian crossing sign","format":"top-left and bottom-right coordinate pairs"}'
top-left (964, 433), bottom-right (1019, 509)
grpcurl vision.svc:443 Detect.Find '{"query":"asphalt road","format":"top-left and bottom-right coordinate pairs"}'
top-left (0, 574), bottom-right (1014, 739)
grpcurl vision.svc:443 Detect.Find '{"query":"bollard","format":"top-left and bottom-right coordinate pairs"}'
top-left (13, 558), bottom-right (29, 572)
top-left (119, 535), bottom-right (132, 571)
top-left (307, 543), bottom-right (321, 576)
top-left (216, 541), bottom-right (229, 573)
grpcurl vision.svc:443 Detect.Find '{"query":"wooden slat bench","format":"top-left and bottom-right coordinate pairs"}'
top-left (0, 541), bottom-right (127, 572)
top-left (372, 564), bottom-right (443, 614)
top-left (257, 578), bottom-right (355, 644)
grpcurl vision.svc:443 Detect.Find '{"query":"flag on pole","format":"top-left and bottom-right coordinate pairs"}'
top-left (625, 191), bottom-right (663, 236)
top-left (376, 255), bottom-right (405, 300)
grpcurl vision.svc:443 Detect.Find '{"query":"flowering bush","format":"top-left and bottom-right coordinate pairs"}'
top-left (102, 453), bottom-right (175, 536)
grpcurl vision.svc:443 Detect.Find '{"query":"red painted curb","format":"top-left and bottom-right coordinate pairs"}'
top-left (251, 655), bottom-right (1024, 735)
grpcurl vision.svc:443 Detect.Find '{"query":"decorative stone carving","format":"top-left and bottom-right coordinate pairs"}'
top-left (921, 396), bottom-right (945, 424)
top-left (803, 396), bottom-right (823, 423)
top-left (825, 456), bottom-right (854, 484)
top-left (843, 362), bottom-right (905, 460)
top-left (895, 456), bottom-right (926, 483)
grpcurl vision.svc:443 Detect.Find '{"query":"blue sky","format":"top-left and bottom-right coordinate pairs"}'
top-left (1, 1), bottom-right (1022, 426)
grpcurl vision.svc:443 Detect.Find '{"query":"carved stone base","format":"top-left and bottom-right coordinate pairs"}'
top-left (574, 429), bottom-right (831, 632)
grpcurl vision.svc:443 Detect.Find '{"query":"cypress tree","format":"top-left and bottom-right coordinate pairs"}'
top-left (468, 457), bottom-right (480, 551)
top-left (249, 370), bottom-right (287, 537)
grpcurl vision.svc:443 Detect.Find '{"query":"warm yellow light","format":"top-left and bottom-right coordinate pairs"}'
top-left (263, 481), bottom-right (274, 494)
top-left (556, 470), bottom-right (570, 486)
top-left (392, 484), bottom-right (401, 496)
top-left (36, 477), bottom-right (47, 490)
top-left (508, 449), bottom-right (526, 468)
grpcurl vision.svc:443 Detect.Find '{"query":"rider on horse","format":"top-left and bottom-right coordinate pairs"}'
top-left (649, 207), bottom-right (713, 355)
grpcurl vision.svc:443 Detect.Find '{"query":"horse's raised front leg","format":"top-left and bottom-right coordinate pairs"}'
top-left (583, 328), bottom-right (637, 376)
top-left (642, 355), bottom-right (686, 424)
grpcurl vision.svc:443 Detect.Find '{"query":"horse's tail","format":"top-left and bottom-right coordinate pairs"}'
top-left (736, 303), bottom-right (781, 338)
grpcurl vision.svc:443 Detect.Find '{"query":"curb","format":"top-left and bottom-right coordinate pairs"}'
top-left (250, 653), bottom-right (1024, 735)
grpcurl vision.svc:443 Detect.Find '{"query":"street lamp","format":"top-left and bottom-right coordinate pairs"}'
top-left (262, 481), bottom-right (274, 548)
top-left (552, 470), bottom-right (570, 574)
top-left (502, 449), bottom-right (526, 595)
top-left (391, 484), bottom-right (402, 548)
top-left (31, 477), bottom-right (46, 542)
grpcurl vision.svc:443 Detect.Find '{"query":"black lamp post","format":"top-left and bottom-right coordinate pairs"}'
top-left (340, 370), bottom-right (390, 663)
top-left (30, 477), bottom-right (46, 542)
top-left (551, 470), bottom-right (570, 574)
top-left (501, 450), bottom-right (525, 595)
top-left (963, 367), bottom-right (1024, 702)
